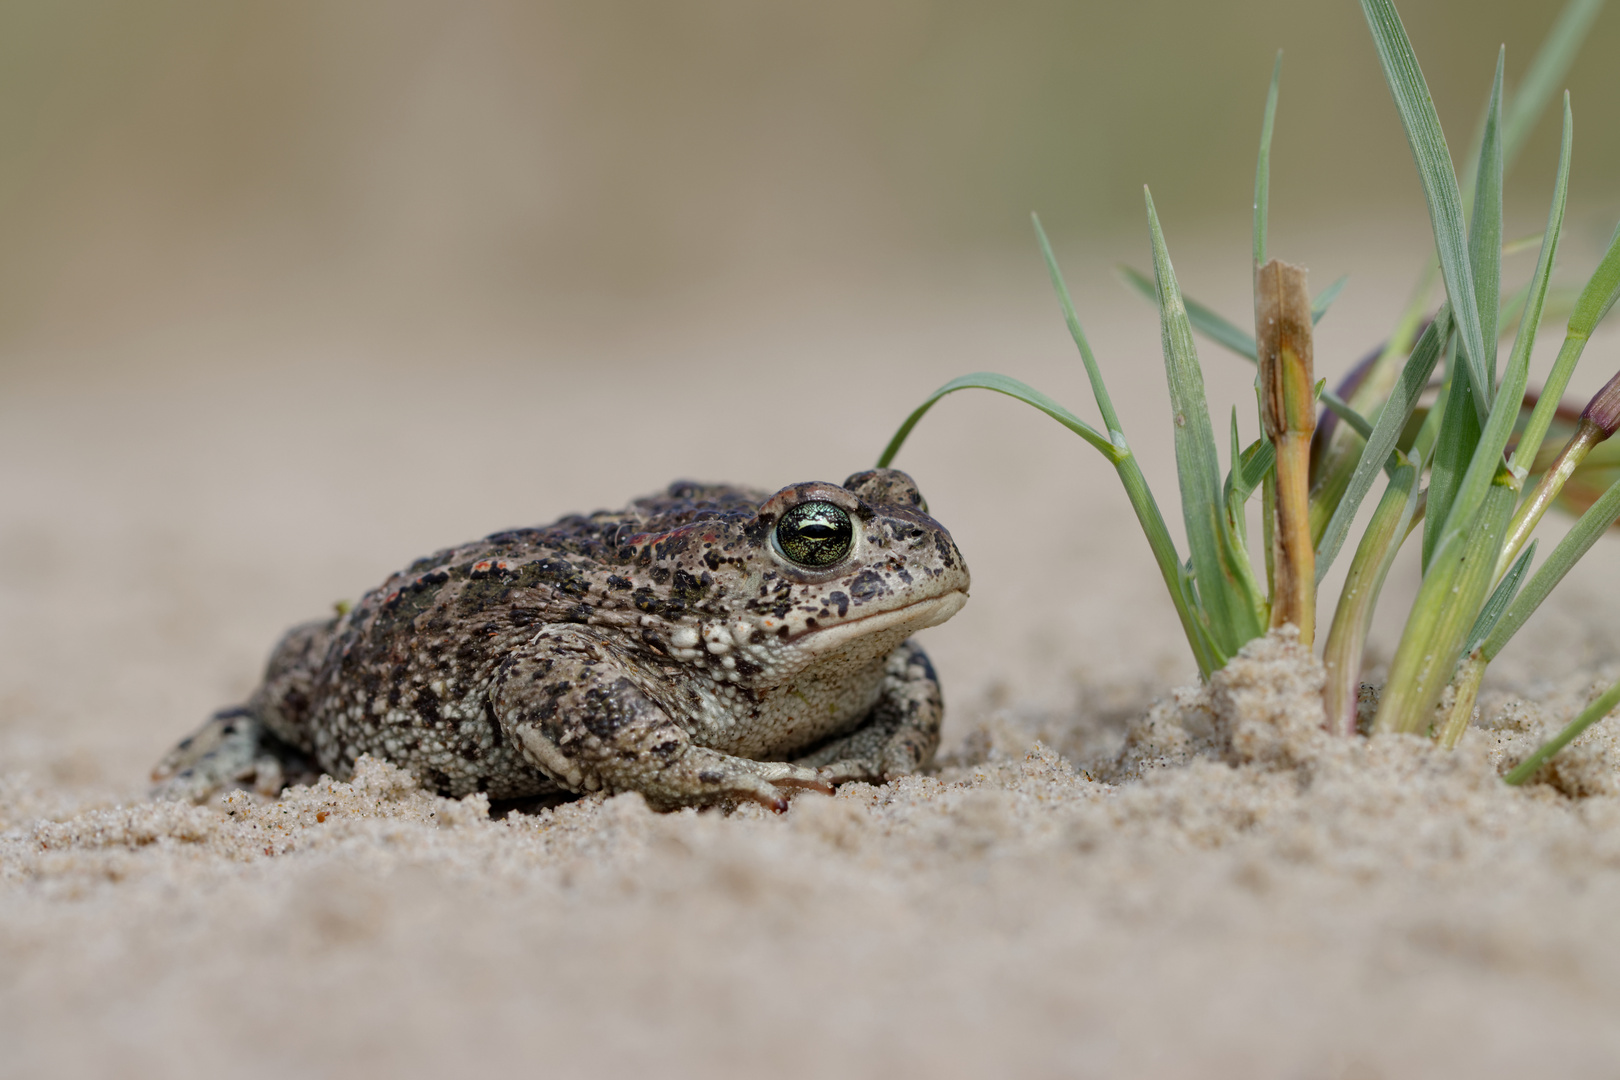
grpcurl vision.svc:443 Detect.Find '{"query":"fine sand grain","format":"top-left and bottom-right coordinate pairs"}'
top-left (5, 250), bottom-right (1620, 1078)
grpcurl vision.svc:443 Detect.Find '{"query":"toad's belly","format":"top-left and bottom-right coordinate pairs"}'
top-left (665, 649), bottom-right (892, 760)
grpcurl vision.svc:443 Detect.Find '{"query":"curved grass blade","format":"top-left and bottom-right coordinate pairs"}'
top-left (877, 372), bottom-right (1116, 467)
top-left (875, 368), bottom-right (1222, 676)
top-left (1360, 0), bottom-right (1490, 424)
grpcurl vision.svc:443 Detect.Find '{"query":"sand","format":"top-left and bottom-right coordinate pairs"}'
top-left (7, 248), bottom-right (1620, 1079)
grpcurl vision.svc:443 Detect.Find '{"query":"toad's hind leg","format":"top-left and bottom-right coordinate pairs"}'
top-left (792, 639), bottom-right (943, 785)
top-left (151, 617), bottom-right (332, 803)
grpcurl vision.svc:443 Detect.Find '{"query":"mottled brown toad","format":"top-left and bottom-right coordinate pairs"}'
top-left (153, 469), bottom-right (969, 810)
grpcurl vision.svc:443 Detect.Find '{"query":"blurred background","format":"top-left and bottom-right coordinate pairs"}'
top-left (2, 0), bottom-right (1618, 783)
top-left (0, 0), bottom-right (1613, 360)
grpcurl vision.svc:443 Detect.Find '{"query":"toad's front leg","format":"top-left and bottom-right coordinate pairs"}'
top-left (492, 627), bottom-right (831, 811)
top-left (790, 639), bottom-right (943, 785)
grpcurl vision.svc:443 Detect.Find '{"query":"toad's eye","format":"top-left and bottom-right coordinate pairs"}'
top-left (774, 502), bottom-right (853, 568)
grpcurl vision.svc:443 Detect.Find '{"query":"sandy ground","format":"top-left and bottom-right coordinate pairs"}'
top-left (6, 234), bottom-right (1620, 1079)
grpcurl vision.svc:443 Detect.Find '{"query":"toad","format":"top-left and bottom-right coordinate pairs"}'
top-left (153, 469), bottom-right (969, 810)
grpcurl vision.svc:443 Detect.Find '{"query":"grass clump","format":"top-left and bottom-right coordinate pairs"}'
top-left (879, 0), bottom-right (1620, 779)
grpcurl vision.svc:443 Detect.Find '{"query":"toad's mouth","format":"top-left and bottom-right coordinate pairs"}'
top-left (790, 589), bottom-right (968, 652)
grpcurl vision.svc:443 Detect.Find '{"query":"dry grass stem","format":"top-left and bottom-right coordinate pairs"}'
top-left (1256, 258), bottom-right (1317, 643)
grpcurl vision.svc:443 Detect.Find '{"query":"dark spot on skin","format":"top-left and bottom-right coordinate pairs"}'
top-left (483, 698), bottom-right (504, 748)
top-left (650, 566), bottom-right (671, 585)
top-left (733, 655), bottom-right (761, 679)
top-left (703, 550), bottom-right (722, 571)
top-left (776, 626), bottom-right (790, 639)
top-left (805, 617), bottom-right (819, 630)
top-left (671, 569), bottom-right (707, 604)
top-left (896, 567), bottom-right (912, 585)
top-left (537, 682), bottom-right (571, 720)
top-left (581, 679), bottom-right (640, 740)
top-left (606, 575), bottom-right (634, 591)
top-left (933, 533), bottom-right (956, 568)
top-left (749, 628), bottom-right (765, 645)
top-left (698, 770), bottom-right (725, 784)
top-left (654, 533), bottom-right (691, 559)
top-left (828, 592), bottom-right (849, 617)
top-left (411, 684), bottom-right (442, 727)
top-left (848, 570), bottom-right (885, 604)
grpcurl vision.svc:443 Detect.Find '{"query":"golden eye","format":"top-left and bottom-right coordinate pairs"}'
top-left (774, 502), bottom-right (853, 568)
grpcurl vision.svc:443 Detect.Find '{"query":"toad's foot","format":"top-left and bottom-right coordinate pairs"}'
top-left (150, 707), bottom-right (315, 803)
top-left (793, 639), bottom-right (943, 786)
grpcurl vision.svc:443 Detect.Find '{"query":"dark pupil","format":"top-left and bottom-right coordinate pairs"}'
top-left (776, 502), bottom-right (853, 567)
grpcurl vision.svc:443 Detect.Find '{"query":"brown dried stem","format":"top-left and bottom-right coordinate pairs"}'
top-left (1256, 259), bottom-right (1318, 643)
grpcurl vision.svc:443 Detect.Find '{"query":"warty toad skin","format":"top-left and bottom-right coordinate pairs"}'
top-left (152, 469), bottom-right (969, 811)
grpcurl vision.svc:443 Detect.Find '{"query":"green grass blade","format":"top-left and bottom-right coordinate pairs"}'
top-left (1468, 49), bottom-right (1505, 394)
top-left (1360, 0), bottom-right (1490, 424)
top-left (1147, 187), bottom-right (1266, 655)
top-left (1483, 474), bottom-right (1620, 661)
top-left (1505, 671), bottom-right (1620, 785)
top-left (1034, 215), bottom-right (1128, 439)
top-left (1254, 51), bottom-right (1282, 268)
top-left (1423, 346), bottom-right (1481, 569)
top-left (1376, 476), bottom-right (1516, 734)
top-left (1035, 218), bottom-right (1230, 676)
top-left (1466, 538), bottom-right (1535, 654)
top-left (874, 368), bottom-right (1223, 676)
top-left (1319, 390), bottom-right (1374, 441)
top-left (1311, 275), bottom-right (1349, 325)
top-left (1440, 96), bottom-right (1572, 554)
top-left (1119, 266), bottom-right (1257, 359)
top-left (1315, 307), bottom-right (1450, 581)
top-left (877, 373), bottom-right (1117, 467)
top-left (1226, 410), bottom-right (1247, 546)
top-left (1231, 436), bottom-right (1276, 506)
top-left (1322, 458), bottom-right (1421, 734)
top-left (1500, 0), bottom-right (1605, 173)
top-left (1512, 222), bottom-right (1620, 474)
